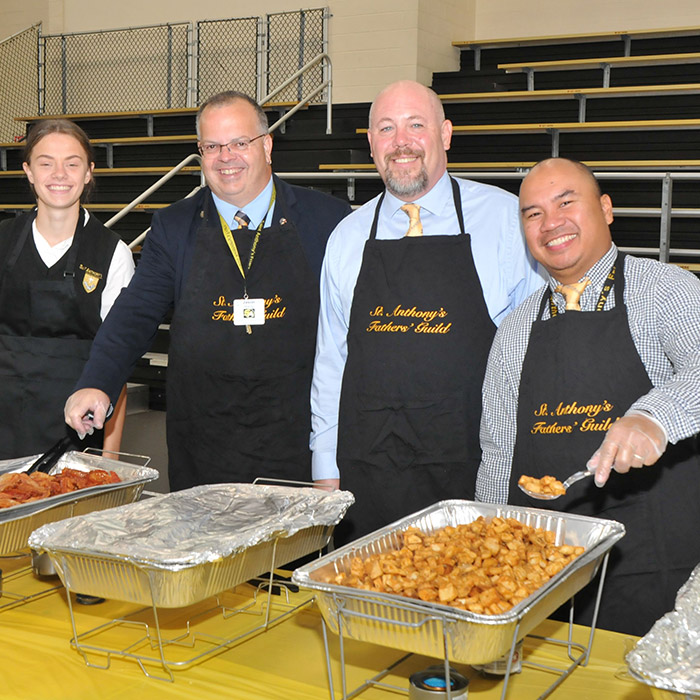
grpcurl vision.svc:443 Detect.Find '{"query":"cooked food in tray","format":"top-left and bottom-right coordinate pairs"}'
top-left (320, 516), bottom-right (585, 615)
top-left (0, 468), bottom-right (121, 509)
top-left (518, 474), bottom-right (566, 497)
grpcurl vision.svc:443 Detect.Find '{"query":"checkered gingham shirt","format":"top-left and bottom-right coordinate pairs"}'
top-left (476, 244), bottom-right (700, 504)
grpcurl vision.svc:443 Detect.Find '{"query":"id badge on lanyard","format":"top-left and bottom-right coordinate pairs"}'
top-left (233, 297), bottom-right (265, 326)
top-left (219, 187), bottom-right (276, 333)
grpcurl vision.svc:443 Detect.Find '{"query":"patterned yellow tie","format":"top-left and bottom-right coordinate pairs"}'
top-left (234, 210), bottom-right (250, 229)
top-left (400, 203), bottom-right (423, 237)
top-left (555, 278), bottom-right (591, 311)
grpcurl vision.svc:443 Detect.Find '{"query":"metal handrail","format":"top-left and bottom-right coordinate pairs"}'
top-left (105, 153), bottom-right (203, 245)
top-left (260, 53), bottom-right (333, 134)
top-left (124, 183), bottom-right (204, 250)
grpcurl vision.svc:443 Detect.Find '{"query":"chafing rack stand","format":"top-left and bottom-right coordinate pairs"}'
top-left (0, 553), bottom-right (62, 612)
top-left (59, 540), bottom-right (317, 682)
top-left (321, 552), bottom-right (611, 700)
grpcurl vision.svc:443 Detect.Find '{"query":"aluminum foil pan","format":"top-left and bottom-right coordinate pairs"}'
top-left (29, 483), bottom-right (354, 608)
top-left (627, 564), bottom-right (700, 699)
top-left (292, 500), bottom-right (625, 665)
top-left (0, 451), bottom-right (158, 555)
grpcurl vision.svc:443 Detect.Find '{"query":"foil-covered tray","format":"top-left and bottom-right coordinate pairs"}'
top-left (29, 483), bottom-right (354, 608)
top-left (292, 500), bottom-right (625, 665)
top-left (0, 451), bottom-right (158, 555)
top-left (627, 564), bottom-right (700, 699)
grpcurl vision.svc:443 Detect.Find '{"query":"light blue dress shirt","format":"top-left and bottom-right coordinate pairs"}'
top-left (310, 171), bottom-right (545, 481)
top-left (211, 176), bottom-right (275, 230)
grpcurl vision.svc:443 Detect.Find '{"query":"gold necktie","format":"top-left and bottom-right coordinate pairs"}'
top-left (400, 203), bottom-right (423, 237)
top-left (555, 278), bottom-right (591, 311)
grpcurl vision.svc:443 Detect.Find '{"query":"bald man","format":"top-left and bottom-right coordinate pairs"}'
top-left (477, 157), bottom-right (700, 635)
top-left (311, 80), bottom-right (543, 542)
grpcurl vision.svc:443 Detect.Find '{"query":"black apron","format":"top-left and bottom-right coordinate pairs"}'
top-left (336, 178), bottom-right (496, 543)
top-left (166, 189), bottom-right (319, 491)
top-left (510, 253), bottom-right (700, 636)
top-left (0, 211), bottom-right (113, 458)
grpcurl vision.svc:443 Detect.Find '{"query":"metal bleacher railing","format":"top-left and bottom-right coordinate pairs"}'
top-left (301, 167), bottom-right (700, 269)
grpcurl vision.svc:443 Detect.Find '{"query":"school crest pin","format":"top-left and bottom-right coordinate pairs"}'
top-left (80, 265), bottom-right (102, 294)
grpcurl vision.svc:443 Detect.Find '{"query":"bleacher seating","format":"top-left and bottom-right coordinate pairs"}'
top-left (3, 25), bottom-right (700, 407)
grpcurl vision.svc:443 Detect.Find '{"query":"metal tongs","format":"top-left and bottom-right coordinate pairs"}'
top-left (518, 469), bottom-right (594, 500)
top-left (26, 435), bottom-right (74, 475)
top-left (25, 411), bottom-right (96, 475)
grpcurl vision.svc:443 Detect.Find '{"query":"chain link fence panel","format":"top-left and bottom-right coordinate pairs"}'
top-left (266, 8), bottom-right (326, 103)
top-left (3, 8), bottom-right (327, 127)
top-left (0, 24), bottom-right (40, 143)
top-left (196, 17), bottom-right (259, 105)
top-left (42, 23), bottom-right (189, 115)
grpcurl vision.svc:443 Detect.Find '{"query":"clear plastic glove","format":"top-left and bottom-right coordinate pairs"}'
top-left (64, 388), bottom-right (111, 439)
top-left (587, 412), bottom-right (667, 487)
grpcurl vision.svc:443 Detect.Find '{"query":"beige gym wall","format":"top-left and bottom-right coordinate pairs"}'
top-left (2, 0), bottom-right (699, 104)
top-left (475, 0), bottom-right (700, 39)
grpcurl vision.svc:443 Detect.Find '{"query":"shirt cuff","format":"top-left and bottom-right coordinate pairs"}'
top-left (311, 450), bottom-right (340, 481)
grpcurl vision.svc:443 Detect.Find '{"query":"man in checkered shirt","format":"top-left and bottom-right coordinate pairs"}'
top-left (476, 157), bottom-right (700, 636)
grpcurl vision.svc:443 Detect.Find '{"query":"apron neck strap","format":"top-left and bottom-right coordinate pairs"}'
top-left (5, 208), bottom-right (84, 278)
top-left (369, 191), bottom-right (385, 240)
top-left (4, 210), bottom-right (36, 274)
top-left (369, 177), bottom-right (466, 240)
top-left (449, 176), bottom-right (466, 235)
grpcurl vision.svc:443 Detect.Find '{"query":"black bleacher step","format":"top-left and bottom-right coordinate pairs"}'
top-left (149, 326), bottom-right (171, 354)
top-left (465, 39), bottom-right (628, 72)
top-left (443, 101), bottom-right (579, 124)
top-left (457, 34), bottom-right (700, 73)
top-left (586, 94), bottom-right (700, 121)
top-left (432, 70), bottom-right (527, 94)
top-left (518, 64), bottom-right (700, 91)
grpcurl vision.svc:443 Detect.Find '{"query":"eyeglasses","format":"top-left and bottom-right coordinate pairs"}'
top-left (197, 133), bottom-right (267, 158)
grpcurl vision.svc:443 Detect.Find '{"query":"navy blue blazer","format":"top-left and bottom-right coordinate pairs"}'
top-left (76, 176), bottom-right (351, 403)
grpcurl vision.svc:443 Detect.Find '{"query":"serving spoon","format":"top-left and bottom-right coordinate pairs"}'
top-left (518, 469), bottom-right (594, 500)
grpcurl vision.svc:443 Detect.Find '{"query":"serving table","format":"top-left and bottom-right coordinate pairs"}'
top-left (0, 554), bottom-right (653, 700)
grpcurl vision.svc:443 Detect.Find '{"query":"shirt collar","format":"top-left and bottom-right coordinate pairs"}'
top-left (211, 176), bottom-right (274, 229)
top-left (382, 170), bottom-right (452, 221)
top-left (548, 243), bottom-right (618, 295)
top-left (32, 207), bottom-right (89, 252)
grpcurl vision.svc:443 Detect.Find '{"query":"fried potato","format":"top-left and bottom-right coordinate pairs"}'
top-left (324, 517), bottom-right (584, 616)
top-left (518, 474), bottom-right (567, 496)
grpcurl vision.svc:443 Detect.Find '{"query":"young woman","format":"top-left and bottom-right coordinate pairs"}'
top-left (0, 119), bottom-right (134, 459)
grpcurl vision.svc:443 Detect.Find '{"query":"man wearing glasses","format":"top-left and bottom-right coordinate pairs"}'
top-left (65, 91), bottom-right (351, 490)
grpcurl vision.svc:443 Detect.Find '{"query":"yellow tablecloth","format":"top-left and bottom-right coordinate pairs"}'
top-left (0, 555), bottom-right (653, 700)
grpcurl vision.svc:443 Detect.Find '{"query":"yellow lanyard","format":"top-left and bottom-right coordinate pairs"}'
top-left (218, 185), bottom-right (277, 288)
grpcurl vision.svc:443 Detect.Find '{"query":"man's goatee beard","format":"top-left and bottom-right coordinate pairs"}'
top-left (385, 166), bottom-right (429, 198)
